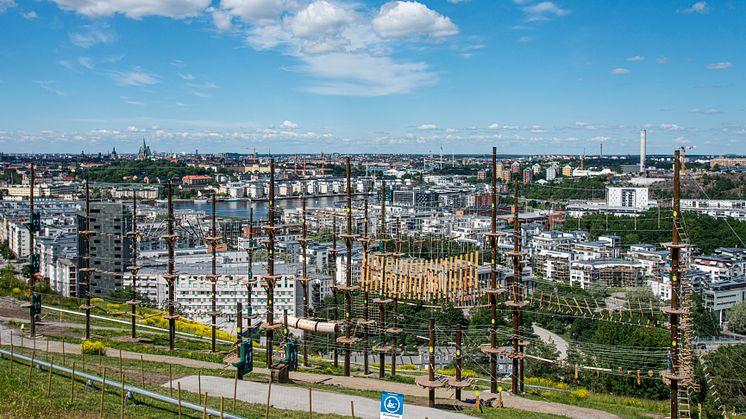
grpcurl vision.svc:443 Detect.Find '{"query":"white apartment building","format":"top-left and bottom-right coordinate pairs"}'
top-left (125, 250), bottom-right (307, 331)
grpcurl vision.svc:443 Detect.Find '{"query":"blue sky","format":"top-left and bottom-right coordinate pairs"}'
top-left (0, 0), bottom-right (744, 155)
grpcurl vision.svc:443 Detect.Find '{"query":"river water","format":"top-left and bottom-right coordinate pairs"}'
top-left (173, 196), bottom-right (342, 219)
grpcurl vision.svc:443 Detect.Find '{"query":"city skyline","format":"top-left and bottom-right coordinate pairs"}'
top-left (1, 0), bottom-right (745, 154)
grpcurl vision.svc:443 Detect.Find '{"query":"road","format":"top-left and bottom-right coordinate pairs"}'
top-left (532, 324), bottom-right (569, 360)
top-left (169, 375), bottom-right (471, 419)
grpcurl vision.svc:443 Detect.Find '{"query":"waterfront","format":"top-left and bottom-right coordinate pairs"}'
top-left (173, 196), bottom-right (342, 219)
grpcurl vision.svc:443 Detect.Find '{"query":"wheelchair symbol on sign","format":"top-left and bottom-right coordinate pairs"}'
top-left (383, 395), bottom-right (400, 413)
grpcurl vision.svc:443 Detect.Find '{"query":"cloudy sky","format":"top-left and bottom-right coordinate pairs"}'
top-left (0, 0), bottom-right (744, 155)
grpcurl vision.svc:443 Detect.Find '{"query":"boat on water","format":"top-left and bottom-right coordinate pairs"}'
top-left (193, 198), bottom-right (208, 204)
top-left (224, 198), bottom-right (241, 202)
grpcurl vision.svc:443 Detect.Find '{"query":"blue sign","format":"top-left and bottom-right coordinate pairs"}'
top-left (380, 392), bottom-right (404, 419)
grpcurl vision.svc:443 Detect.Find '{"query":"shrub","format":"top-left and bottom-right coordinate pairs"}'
top-left (81, 340), bottom-right (107, 355)
top-left (571, 388), bottom-right (589, 399)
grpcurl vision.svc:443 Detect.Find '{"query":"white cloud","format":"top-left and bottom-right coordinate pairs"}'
top-left (280, 120), bottom-right (299, 129)
top-left (22, 10), bottom-right (38, 19)
top-left (418, 123), bottom-right (437, 130)
top-left (660, 123), bottom-right (684, 131)
top-left (34, 80), bottom-right (68, 96)
top-left (680, 1), bottom-right (708, 14)
top-left (52, 0), bottom-right (450, 97)
top-left (372, 1), bottom-right (458, 40)
top-left (188, 81), bottom-right (220, 89)
top-left (488, 123), bottom-right (499, 129)
top-left (655, 56), bottom-right (669, 64)
top-left (626, 55), bottom-right (644, 62)
top-left (690, 107), bottom-right (721, 114)
top-left (78, 57), bottom-right (95, 69)
top-left (0, 0), bottom-right (15, 14)
top-left (706, 61), bottom-right (732, 70)
top-left (178, 72), bottom-right (195, 80)
top-left (610, 67), bottom-right (630, 75)
top-left (301, 52), bottom-right (436, 96)
top-left (109, 67), bottom-right (159, 86)
top-left (522, 1), bottom-right (570, 21)
top-left (211, 8), bottom-right (233, 32)
top-left (121, 96), bottom-right (144, 105)
top-left (52, 0), bottom-right (211, 18)
top-left (220, 0), bottom-right (285, 22)
top-left (69, 23), bottom-right (118, 48)
top-left (591, 136), bottom-right (609, 142)
top-left (287, 1), bottom-right (356, 37)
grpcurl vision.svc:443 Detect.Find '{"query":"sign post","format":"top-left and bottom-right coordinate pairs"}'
top-left (380, 392), bottom-right (404, 419)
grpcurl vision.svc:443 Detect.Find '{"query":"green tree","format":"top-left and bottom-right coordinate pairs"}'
top-left (690, 294), bottom-right (720, 336)
top-left (727, 301), bottom-right (746, 334)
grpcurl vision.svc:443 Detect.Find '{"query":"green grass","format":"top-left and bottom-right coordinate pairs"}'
top-left (0, 347), bottom-right (346, 418)
top-left (524, 388), bottom-right (668, 419)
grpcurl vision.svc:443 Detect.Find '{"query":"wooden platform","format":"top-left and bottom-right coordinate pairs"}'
top-left (372, 345), bottom-right (392, 353)
top-left (415, 375), bottom-right (446, 389)
top-left (373, 298), bottom-right (394, 304)
top-left (482, 287), bottom-right (508, 295)
top-left (260, 322), bottom-right (284, 331)
top-left (446, 377), bottom-right (474, 388)
top-left (335, 336), bottom-right (361, 345)
top-left (504, 300), bottom-right (529, 308)
top-left (479, 344), bottom-right (508, 355)
top-left (661, 306), bottom-right (688, 315)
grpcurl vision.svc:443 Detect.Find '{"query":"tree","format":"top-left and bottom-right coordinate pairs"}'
top-left (690, 294), bottom-right (720, 337)
top-left (727, 301), bottom-right (746, 335)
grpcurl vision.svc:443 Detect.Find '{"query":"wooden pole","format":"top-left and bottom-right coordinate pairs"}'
top-left (211, 193), bottom-right (218, 353)
top-left (428, 316), bottom-right (435, 407)
top-left (308, 387), bottom-right (313, 419)
top-left (29, 163), bottom-right (37, 337)
top-left (47, 356), bottom-right (54, 397)
top-left (233, 370), bottom-right (238, 410)
top-left (70, 362), bottom-right (76, 403)
top-left (28, 350), bottom-right (35, 385)
top-left (489, 146), bottom-right (498, 394)
top-left (170, 364), bottom-right (174, 397)
top-left (265, 378), bottom-right (273, 419)
top-left (220, 396), bottom-right (224, 419)
top-left (669, 150), bottom-right (682, 419)
top-left (120, 373), bottom-right (125, 419)
top-left (198, 369), bottom-right (202, 399)
top-left (140, 354), bottom-right (145, 386)
top-left (62, 338), bottom-right (65, 366)
top-left (455, 325), bottom-right (462, 401)
top-left (178, 382), bottom-right (183, 418)
top-left (350, 400), bottom-right (355, 418)
top-left (202, 392), bottom-right (208, 419)
top-left (100, 367), bottom-right (106, 418)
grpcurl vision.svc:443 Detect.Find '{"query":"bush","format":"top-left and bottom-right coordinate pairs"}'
top-left (571, 388), bottom-right (589, 399)
top-left (81, 340), bottom-right (107, 355)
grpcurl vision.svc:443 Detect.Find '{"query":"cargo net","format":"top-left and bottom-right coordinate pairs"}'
top-left (361, 251), bottom-right (482, 307)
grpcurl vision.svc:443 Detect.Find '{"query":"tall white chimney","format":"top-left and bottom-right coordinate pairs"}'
top-left (640, 129), bottom-right (647, 173)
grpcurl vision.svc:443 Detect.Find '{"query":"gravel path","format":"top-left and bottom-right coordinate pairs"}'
top-left (168, 375), bottom-right (472, 419)
top-left (532, 324), bottom-right (570, 360)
